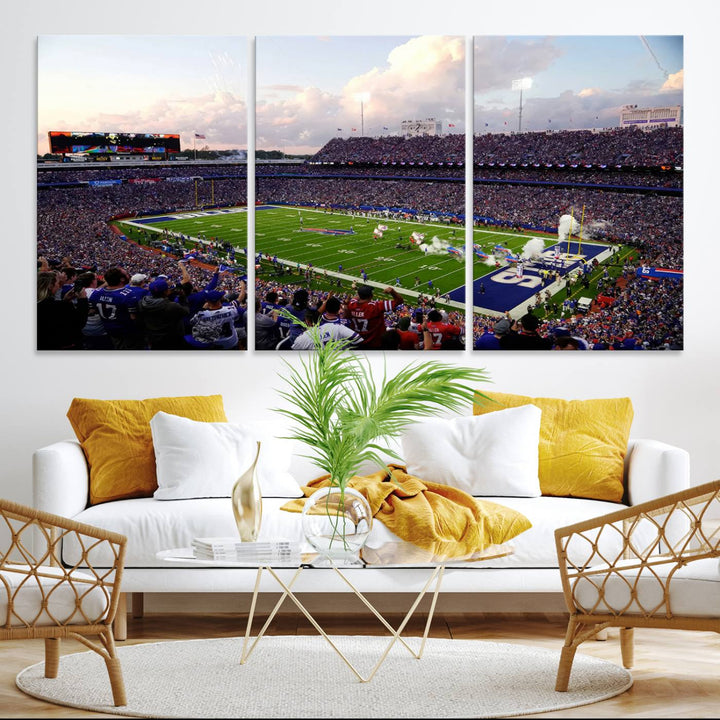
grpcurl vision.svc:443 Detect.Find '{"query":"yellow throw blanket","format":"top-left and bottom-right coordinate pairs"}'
top-left (281, 465), bottom-right (532, 559)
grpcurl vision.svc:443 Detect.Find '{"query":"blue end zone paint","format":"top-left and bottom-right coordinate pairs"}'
top-left (132, 216), bottom-right (178, 224)
top-left (130, 207), bottom-right (248, 224)
top-left (447, 241), bottom-right (607, 311)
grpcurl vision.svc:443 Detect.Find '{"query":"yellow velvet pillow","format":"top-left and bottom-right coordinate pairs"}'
top-left (67, 395), bottom-right (228, 505)
top-left (473, 392), bottom-right (633, 502)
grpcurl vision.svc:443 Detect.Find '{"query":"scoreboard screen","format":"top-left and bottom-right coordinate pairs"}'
top-left (48, 131), bottom-right (181, 155)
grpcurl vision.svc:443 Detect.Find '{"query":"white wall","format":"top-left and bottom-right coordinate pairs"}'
top-left (2, 1), bottom-right (719, 511)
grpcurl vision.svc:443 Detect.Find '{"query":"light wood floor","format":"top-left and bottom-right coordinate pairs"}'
top-left (2, 611), bottom-right (718, 718)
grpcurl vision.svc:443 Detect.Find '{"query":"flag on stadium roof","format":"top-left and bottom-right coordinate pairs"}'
top-left (337, 128), bottom-right (342, 131)
top-left (194, 133), bottom-right (206, 139)
top-left (448, 123), bottom-right (455, 127)
top-left (351, 128), bottom-right (357, 132)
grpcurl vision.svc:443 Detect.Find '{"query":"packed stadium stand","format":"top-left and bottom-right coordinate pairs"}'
top-left (36, 126), bottom-right (683, 350)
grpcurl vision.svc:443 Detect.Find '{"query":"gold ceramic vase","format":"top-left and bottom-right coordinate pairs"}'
top-left (231, 441), bottom-right (262, 542)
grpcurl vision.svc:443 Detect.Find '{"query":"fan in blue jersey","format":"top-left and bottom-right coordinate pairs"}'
top-left (88, 267), bottom-right (145, 349)
top-left (261, 290), bottom-right (285, 316)
top-left (275, 288), bottom-right (314, 350)
top-left (317, 295), bottom-right (349, 326)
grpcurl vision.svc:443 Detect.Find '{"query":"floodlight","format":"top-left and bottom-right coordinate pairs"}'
top-left (512, 78), bottom-right (533, 132)
top-left (512, 77), bottom-right (533, 91)
top-left (355, 92), bottom-right (371, 136)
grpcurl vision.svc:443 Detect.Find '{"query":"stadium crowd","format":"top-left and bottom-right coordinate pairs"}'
top-left (254, 279), bottom-right (465, 351)
top-left (37, 182), bottom-right (248, 351)
top-left (309, 127), bottom-right (682, 168)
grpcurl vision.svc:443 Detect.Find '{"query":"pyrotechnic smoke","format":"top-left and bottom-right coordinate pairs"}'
top-left (557, 214), bottom-right (581, 242)
top-left (418, 236), bottom-right (451, 256)
top-left (584, 220), bottom-right (611, 240)
top-left (521, 237), bottom-right (545, 260)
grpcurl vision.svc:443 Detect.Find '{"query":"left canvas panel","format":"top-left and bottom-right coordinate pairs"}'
top-left (37, 36), bottom-right (249, 350)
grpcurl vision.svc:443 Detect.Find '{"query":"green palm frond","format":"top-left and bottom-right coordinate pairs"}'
top-left (272, 315), bottom-right (492, 489)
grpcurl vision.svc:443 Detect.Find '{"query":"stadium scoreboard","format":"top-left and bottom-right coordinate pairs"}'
top-left (619, 105), bottom-right (681, 130)
top-left (401, 118), bottom-right (442, 137)
top-left (48, 131), bottom-right (181, 155)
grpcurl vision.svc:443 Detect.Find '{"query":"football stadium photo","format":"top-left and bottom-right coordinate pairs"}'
top-left (36, 35), bottom-right (682, 352)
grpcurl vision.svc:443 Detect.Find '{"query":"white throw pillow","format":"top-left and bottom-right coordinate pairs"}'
top-left (400, 405), bottom-right (542, 497)
top-left (150, 412), bottom-right (302, 499)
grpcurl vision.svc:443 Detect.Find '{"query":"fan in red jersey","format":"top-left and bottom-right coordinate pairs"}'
top-left (424, 309), bottom-right (463, 350)
top-left (346, 284), bottom-right (403, 349)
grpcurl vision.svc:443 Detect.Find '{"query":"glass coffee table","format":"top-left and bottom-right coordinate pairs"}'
top-left (158, 540), bottom-right (512, 682)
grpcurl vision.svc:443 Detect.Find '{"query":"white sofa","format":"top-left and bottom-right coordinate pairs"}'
top-left (33, 436), bottom-right (690, 639)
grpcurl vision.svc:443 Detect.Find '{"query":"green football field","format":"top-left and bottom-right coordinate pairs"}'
top-left (117, 204), bottom-right (570, 304)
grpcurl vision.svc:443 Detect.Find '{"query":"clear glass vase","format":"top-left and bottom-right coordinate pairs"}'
top-left (301, 486), bottom-right (372, 562)
top-left (232, 441), bottom-right (262, 542)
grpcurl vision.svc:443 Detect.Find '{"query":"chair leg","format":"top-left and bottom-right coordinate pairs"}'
top-left (620, 627), bottom-right (634, 668)
top-left (555, 617), bottom-right (581, 692)
top-left (556, 644), bottom-right (578, 692)
top-left (102, 629), bottom-right (127, 706)
top-left (114, 593), bottom-right (128, 641)
top-left (44, 637), bottom-right (61, 678)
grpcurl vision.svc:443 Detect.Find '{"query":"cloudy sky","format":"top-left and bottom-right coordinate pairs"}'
top-left (474, 36), bottom-right (683, 132)
top-left (256, 35), bottom-right (465, 154)
top-left (37, 34), bottom-right (683, 156)
top-left (37, 36), bottom-right (248, 156)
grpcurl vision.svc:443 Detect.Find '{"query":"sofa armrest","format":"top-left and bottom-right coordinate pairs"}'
top-left (625, 438), bottom-right (690, 506)
top-left (33, 440), bottom-right (90, 519)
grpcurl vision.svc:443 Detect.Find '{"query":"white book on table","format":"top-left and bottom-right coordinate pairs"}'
top-left (192, 538), bottom-right (295, 551)
top-left (191, 538), bottom-right (300, 562)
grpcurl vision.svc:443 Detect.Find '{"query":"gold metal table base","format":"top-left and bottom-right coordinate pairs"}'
top-left (240, 560), bottom-right (446, 682)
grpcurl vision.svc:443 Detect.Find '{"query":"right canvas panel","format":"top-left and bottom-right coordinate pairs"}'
top-left (472, 36), bottom-right (683, 351)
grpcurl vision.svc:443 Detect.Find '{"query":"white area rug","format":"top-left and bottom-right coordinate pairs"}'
top-left (16, 636), bottom-right (632, 718)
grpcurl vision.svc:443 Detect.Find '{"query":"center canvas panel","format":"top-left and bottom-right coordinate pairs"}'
top-left (37, 36), bottom-right (249, 351)
top-left (254, 35), bottom-right (467, 351)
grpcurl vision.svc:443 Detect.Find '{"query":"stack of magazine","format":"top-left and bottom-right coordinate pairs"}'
top-left (191, 537), bottom-right (301, 564)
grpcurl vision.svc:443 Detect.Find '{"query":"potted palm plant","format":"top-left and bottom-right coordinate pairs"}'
top-left (274, 322), bottom-right (491, 560)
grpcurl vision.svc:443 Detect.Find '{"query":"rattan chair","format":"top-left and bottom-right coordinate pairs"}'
top-left (0, 498), bottom-right (127, 706)
top-left (554, 479), bottom-right (720, 692)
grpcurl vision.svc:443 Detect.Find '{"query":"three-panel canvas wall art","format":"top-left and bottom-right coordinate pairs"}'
top-left (37, 35), bottom-right (683, 351)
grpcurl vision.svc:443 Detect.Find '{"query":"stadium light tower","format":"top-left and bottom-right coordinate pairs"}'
top-left (355, 92), bottom-right (371, 136)
top-left (512, 77), bottom-right (532, 132)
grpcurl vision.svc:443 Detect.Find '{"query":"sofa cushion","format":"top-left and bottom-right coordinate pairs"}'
top-left (67, 395), bottom-right (228, 505)
top-left (150, 412), bottom-right (302, 500)
top-left (401, 405), bottom-right (542, 497)
top-left (65, 498), bottom-right (308, 567)
top-left (66, 495), bottom-right (627, 570)
top-left (473, 392), bottom-right (633, 502)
